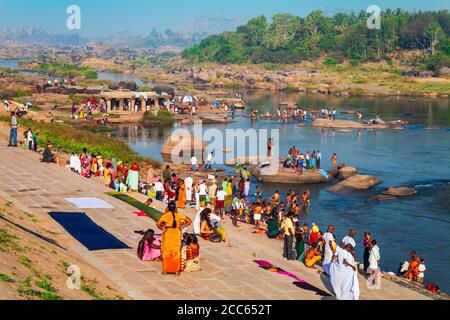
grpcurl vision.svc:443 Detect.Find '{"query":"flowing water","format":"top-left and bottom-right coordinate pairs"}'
top-left (110, 92), bottom-right (450, 292)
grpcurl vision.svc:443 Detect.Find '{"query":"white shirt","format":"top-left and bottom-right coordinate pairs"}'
top-left (323, 232), bottom-right (336, 263)
top-left (185, 177), bottom-right (193, 188)
top-left (342, 236), bottom-right (356, 249)
top-left (199, 183), bottom-right (207, 196)
top-left (154, 181), bottom-right (164, 192)
top-left (27, 131), bottom-right (33, 143)
top-left (368, 245), bottom-right (380, 270)
top-left (207, 153), bottom-right (213, 163)
top-left (217, 190), bottom-right (227, 201)
top-left (418, 264), bottom-right (426, 278)
top-left (191, 157), bottom-right (197, 166)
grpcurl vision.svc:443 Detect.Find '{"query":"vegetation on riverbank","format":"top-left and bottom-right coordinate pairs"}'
top-left (32, 64), bottom-right (98, 79)
top-left (183, 10), bottom-right (450, 73)
top-left (0, 116), bottom-right (161, 167)
top-left (143, 109), bottom-right (174, 126)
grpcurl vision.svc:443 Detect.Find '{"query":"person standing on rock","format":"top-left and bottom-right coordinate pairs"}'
top-left (363, 232), bottom-right (372, 273)
top-left (332, 153), bottom-right (337, 170)
top-left (316, 150), bottom-right (322, 169)
top-left (7, 112), bottom-right (18, 147)
top-left (204, 152), bottom-right (214, 171)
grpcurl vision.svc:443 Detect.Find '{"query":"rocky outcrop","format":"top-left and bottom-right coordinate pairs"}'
top-left (328, 175), bottom-right (381, 193)
top-left (382, 187), bottom-right (418, 197)
top-left (118, 80), bottom-right (138, 91)
top-left (254, 166), bottom-right (329, 185)
top-left (338, 167), bottom-right (359, 179)
top-left (161, 133), bottom-right (206, 164)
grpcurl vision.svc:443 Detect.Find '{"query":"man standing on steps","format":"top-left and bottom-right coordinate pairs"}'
top-left (281, 212), bottom-right (296, 260)
top-left (8, 112), bottom-right (18, 147)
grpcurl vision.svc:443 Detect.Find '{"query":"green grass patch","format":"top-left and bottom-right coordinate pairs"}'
top-left (20, 256), bottom-right (32, 267)
top-left (32, 64), bottom-right (98, 79)
top-left (17, 276), bottom-right (62, 300)
top-left (107, 192), bottom-right (163, 222)
top-left (0, 117), bottom-right (160, 168)
top-left (0, 228), bottom-right (19, 252)
top-left (81, 284), bottom-right (106, 300)
top-left (0, 273), bottom-right (13, 283)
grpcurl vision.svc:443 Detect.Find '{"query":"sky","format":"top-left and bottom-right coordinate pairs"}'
top-left (0, 0), bottom-right (449, 37)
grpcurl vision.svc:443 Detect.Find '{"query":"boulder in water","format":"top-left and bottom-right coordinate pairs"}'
top-left (161, 133), bottom-right (206, 164)
top-left (370, 194), bottom-right (397, 201)
top-left (328, 175), bottom-right (381, 194)
top-left (382, 187), bottom-right (418, 197)
top-left (338, 166), bottom-right (359, 179)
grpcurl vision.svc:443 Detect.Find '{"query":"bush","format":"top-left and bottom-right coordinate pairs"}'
top-left (143, 109), bottom-right (174, 127)
top-left (323, 58), bottom-right (337, 66)
top-left (0, 117), bottom-right (161, 167)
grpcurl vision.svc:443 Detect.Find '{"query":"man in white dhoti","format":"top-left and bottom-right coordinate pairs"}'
top-left (323, 225), bottom-right (337, 275)
top-left (330, 244), bottom-right (360, 300)
top-left (185, 176), bottom-right (193, 203)
top-left (367, 240), bottom-right (381, 290)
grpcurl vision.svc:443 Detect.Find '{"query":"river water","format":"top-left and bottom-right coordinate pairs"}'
top-left (2, 58), bottom-right (450, 292)
top-left (110, 92), bottom-right (450, 292)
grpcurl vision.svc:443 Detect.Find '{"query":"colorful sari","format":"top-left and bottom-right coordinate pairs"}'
top-left (157, 211), bottom-right (188, 274)
top-left (126, 164), bottom-right (140, 191)
top-left (177, 183), bottom-right (186, 209)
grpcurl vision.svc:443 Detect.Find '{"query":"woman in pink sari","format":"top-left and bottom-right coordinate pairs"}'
top-left (137, 229), bottom-right (161, 262)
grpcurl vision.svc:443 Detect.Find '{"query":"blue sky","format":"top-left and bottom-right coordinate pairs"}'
top-left (0, 0), bottom-right (448, 37)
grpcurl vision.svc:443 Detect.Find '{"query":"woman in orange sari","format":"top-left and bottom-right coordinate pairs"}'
top-left (177, 180), bottom-right (187, 209)
top-left (156, 202), bottom-right (192, 275)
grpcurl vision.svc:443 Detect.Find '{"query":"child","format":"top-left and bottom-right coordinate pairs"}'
top-left (418, 259), bottom-right (427, 284)
top-left (253, 203), bottom-right (263, 228)
top-left (184, 234), bottom-right (201, 272)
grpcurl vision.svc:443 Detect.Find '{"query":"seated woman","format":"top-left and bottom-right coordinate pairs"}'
top-left (305, 244), bottom-right (323, 268)
top-left (137, 229), bottom-right (161, 262)
top-left (184, 234), bottom-right (201, 272)
top-left (200, 209), bottom-right (231, 246)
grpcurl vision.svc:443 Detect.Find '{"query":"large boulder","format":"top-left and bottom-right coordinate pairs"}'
top-left (338, 166), bottom-right (359, 179)
top-left (382, 187), bottom-right (417, 197)
top-left (161, 133), bottom-right (206, 164)
top-left (118, 80), bottom-right (138, 91)
top-left (328, 175), bottom-right (381, 194)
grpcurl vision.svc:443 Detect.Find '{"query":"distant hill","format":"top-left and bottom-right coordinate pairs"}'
top-left (0, 27), bottom-right (85, 46)
top-left (183, 9), bottom-right (450, 71)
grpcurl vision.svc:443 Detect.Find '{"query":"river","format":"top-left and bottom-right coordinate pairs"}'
top-left (110, 92), bottom-right (450, 292)
top-left (2, 57), bottom-right (450, 291)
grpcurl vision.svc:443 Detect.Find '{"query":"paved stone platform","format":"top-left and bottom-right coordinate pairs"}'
top-left (0, 144), bottom-right (430, 300)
